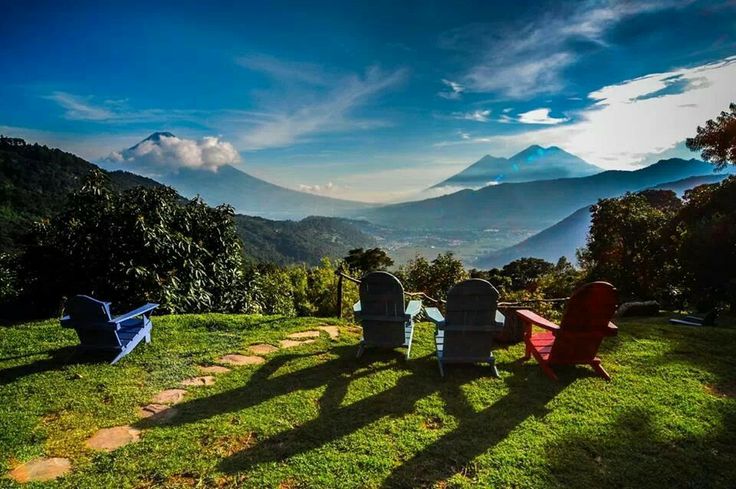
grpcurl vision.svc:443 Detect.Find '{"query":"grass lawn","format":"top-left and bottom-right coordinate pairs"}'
top-left (1, 313), bottom-right (735, 488)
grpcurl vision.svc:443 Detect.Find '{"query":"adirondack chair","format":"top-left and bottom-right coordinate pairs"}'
top-left (353, 271), bottom-right (421, 359)
top-left (669, 310), bottom-right (719, 327)
top-left (517, 282), bottom-right (619, 381)
top-left (425, 279), bottom-right (505, 377)
top-left (61, 295), bottom-right (158, 364)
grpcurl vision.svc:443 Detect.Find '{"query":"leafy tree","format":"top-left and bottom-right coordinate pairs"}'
top-left (578, 189), bottom-right (682, 302)
top-left (397, 252), bottom-right (468, 303)
top-left (536, 257), bottom-right (584, 299)
top-left (18, 170), bottom-right (246, 316)
top-left (500, 257), bottom-right (555, 291)
top-left (671, 177), bottom-right (736, 311)
top-left (343, 247), bottom-right (394, 276)
top-left (686, 103), bottom-right (736, 169)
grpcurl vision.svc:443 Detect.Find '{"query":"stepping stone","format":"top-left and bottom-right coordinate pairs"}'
top-left (219, 354), bottom-right (265, 366)
top-left (181, 376), bottom-right (216, 387)
top-left (85, 426), bottom-right (141, 452)
top-left (152, 388), bottom-right (188, 405)
top-left (287, 330), bottom-right (320, 339)
top-left (279, 339), bottom-right (316, 349)
top-left (8, 457), bottom-right (71, 483)
top-left (318, 325), bottom-right (340, 340)
top-left (138, 404), bottom-right (178, 423)
top-left (198, 365), bottom-right (231, 375)
top-left (249, 343), bottom-right (279, 355)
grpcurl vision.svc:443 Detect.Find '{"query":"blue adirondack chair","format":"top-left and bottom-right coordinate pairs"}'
top-left (425, 279), bottom-right (505, 377)
top-left (61, 295), bottom-right (158, 364)
top-left (353, 271), bottom-right (422, 359)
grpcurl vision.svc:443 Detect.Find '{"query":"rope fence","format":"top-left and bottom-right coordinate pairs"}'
top-left (335, 271), bottom-right (568, 318)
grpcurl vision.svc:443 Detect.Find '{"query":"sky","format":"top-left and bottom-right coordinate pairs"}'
top-left (1, 0), bottom-right (735, 202)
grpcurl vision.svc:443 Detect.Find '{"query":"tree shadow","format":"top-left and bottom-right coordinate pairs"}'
top-left (545, 407), bottom-right (736, 488)
top-left (0, 345), bottom-right (108, 385)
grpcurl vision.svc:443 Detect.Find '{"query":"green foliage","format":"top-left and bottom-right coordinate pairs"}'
top-left (397, 252), bottom-right (468, 302)
top-left (578, 190), bottom-right (682, 302)
top-left (343, 247), bottom-right (394, 275)
top-left (19, 170), bottom-right (247, 316)
top-left (686, 103), bottom-right (736, 170)
top-left (671, 177), bottom-right (736, 310)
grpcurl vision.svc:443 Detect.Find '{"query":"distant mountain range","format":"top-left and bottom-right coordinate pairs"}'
top-left (0, 136), bottom-right (372, 264)
top-left (112, 133), bottom-right (374, 220)
top-left (358, 158), bottom-right (732, 233)
top-left (430, 145), bottom-right (601, 192)
top-left (477, 174), bottom-right (729, 268)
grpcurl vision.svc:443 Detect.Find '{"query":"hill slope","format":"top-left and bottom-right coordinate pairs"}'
top-left (0, 136), bottom-right (373, 263)
top-left (430, 145), bottom-right (601, 191)
top-left (477, 173), bottom-right (730, 268)
top-left (359, 158), bottom-right (730, 232)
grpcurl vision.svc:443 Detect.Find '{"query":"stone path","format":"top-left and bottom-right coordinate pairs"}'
top-left (86, 426), bottom-right (141, 452)
top-left (8, 325), bottom-right (343, 481)
top-left (181, 375), bottom-right (216, 386)
top-left (8, 457), bottom-right (71, 483)
top-left (218, 354), bottom-right (265, 366)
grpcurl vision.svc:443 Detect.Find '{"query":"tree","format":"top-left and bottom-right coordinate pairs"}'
top-left (501, 257), bottom-right (554, 291)
top-left (18, 170), bottom-right (247, 316)
top-left (397, 252), bottom-right (468, 302)
top-left (686, 103), bottom-right (736, 170)
top-left (578, 189), bottom-right (682, 302)
top-left (343, 247), bottom-right (394, 275)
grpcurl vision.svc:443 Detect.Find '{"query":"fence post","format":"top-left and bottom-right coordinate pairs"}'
top-left (336, 273), bottom-right (344, 319)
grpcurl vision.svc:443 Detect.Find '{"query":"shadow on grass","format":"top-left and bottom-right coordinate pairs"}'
top-left (545, 407), bottom-right (736, 488)
top-left (0, 345), bottom-right (112, 384)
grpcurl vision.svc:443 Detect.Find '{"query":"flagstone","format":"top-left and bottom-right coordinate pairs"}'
top-left (138, 403), bottom-right (179, 423)
top-left (198, 365), bottom-right (231, 374)
top-left (86, 426), bottom-right (141, 452)
top-left (8, 457), bottom-right (71, 483)
top-left (248, 343), bottom-right (279, 355)
top-left (219, 354), bottom-right (265, 366)
top-left (181, 376), bottom-right (216, 386)
top-left (317, 325), bottom-right (340, 339)
top-left (279, 339), bottom-right (316, 348)
top-left (152, 388), bottom-right (188, 405)
top-left (287, 330), bottom-right (320, 339)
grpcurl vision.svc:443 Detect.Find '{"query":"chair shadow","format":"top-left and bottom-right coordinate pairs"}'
top-left (0, 345), bottom-right (107, 385)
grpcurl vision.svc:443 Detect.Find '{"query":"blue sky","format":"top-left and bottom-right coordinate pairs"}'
top-left (1, 0), bottom-right (735, 201)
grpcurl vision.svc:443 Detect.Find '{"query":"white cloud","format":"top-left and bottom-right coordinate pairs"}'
top-left (108, 134), bottom-right (240, 173)
top-left (237, 54), bottom-right (330, 86)
top-left (45, 92), bottom-right (117, 121)
top-left (239, 65), bottom-right (407, 150)
top-left (453, 109), bottom-right (491, 122)
top-left (441, 1), bottom-right (689, 98)
top-left (435, 56), bottom-right (736, 169)
top-left (517, 108), bottom-right (568, 125)
top-left (298, 181), bottom-right (342, 194)
top-left (438, 79), bottom-right (465, 100)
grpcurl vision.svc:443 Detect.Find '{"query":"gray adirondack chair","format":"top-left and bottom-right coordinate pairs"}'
top-left (353, 271), bottom-right (421, 359)
top-left (425, 279), bottom-right (505, 377)
top-left (61, 295), bottom-right (158, 364)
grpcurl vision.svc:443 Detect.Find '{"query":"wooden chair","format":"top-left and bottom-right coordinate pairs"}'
top-left (61, 295), bottom-right (158, 364)
top-left (353, 272), bottom-right (421, 359)
top-left (669, 310), bottom-right (719, 327)
top-left (425, 279), bottom-right (505, 377)
top-left (517, 282), bottom-right (618, 381)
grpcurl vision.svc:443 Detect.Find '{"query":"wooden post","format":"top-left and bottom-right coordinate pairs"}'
top-left (336, 273), bottom-right (344, 319)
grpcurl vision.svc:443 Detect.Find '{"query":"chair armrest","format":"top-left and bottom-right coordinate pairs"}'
top-left (515, 309), bottom-right (560, 332)
top-left (111, 303), bottom-right (159, 323)
top-left (605, 322), bottom-right (618, 336)
top-left (404, 300), bottom-right (422, 319)
top-left (353, 301), bottom-right (361, 315)
top-left (424, 307), bottom-right (445, 328)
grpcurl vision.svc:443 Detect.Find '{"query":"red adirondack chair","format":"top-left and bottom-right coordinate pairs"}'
top-left (517, 282), bottom-right (619, 381)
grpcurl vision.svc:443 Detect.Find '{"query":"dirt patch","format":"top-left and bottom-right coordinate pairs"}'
top-left (219, 354), bottom-right (265, 366)
top-left (181, 376), bottom-right (216, 387)
top-left (152, 389), bottom-right (188, 405)
top-left (208, 432), bottom-right (256, 457)
top-left (248, 343), bottom-right (279, 355)
top-left (421, 415), bottom-right (444, 430)
top-left (705, 382), bottom-right (736, 398)
top-left (8, 457), bottom-right (71, 483)
top-left (86, 425), bottom-right (141, 452)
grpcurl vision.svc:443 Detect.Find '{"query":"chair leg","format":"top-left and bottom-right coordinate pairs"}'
top-left (437, 359), bottom-right (445, 377)
top-left (356, 342), bottom-right (365, 359)
top-left (521, 340), bottom-right (532, 361)
top-left (145, 331), bottom-right (152, 344)
top-left (591, 359), bottom-right (611, 381)
top-left (539, 361), bottom-right (559, 381)
top-left (404, 323), bottom-right (414, 360)
top-left (110, 349), bottom-right (127, 365)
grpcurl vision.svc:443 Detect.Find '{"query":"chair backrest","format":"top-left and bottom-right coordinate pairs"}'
top-left (62, 295), bottom-right (121, 348)
top-left (359, 271), bottom-right (405, 319)
top-left (445, 279), bottom-right (500, 330)
top-left (358, 272), bottom-right (407, 347)
top-left (550, 282), bottom-right (618, 363)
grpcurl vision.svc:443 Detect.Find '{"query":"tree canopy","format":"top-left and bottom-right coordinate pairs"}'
top-left (686, 102), bottom-right (736, 169)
